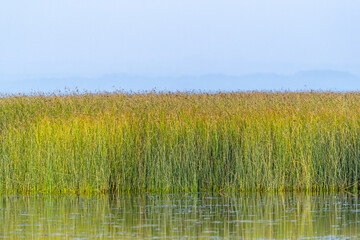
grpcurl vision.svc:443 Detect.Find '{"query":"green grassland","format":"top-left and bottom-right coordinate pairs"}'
top-left (1, 91), bottom-right (360, 194)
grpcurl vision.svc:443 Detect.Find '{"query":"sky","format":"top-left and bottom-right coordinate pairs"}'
top-left (0, 0), bottom-right (359, 90)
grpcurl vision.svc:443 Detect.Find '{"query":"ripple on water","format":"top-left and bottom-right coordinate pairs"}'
top-left (0, 193), bottom-right (359, 239)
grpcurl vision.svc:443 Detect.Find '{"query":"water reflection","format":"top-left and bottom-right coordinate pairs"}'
top-left (0, 193), bottom-right (359, 239)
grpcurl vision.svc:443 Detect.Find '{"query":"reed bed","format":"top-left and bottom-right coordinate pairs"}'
top-left (1, 91), bottom-right (360, 194)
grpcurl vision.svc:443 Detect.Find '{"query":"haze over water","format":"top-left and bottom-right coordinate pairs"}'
top-left (1, 1), bottom-right (359, 92)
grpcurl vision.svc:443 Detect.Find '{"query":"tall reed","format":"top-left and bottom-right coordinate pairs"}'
top-left (1, 91), bottom-right (360, 194)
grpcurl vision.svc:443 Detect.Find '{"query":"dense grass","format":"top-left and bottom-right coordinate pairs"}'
top-left (1, 91), bottom-right (360, 194)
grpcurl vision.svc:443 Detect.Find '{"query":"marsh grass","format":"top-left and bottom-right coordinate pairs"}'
top-left (1, 91), bottom-right (360, 194)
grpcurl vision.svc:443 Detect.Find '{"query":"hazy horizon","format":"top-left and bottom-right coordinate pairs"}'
top-left (1, 69), bottom-right (360, 94)
top-left (1, 1), bottom-right (359, 91)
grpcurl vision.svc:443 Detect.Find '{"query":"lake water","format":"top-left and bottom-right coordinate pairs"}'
top-left (0, 193), bottom-right (359, 239)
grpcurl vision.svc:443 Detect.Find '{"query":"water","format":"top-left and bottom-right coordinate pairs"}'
top-left (0, 193), bottom-right (359, 239)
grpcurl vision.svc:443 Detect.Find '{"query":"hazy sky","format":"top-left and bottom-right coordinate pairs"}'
top-left (0, 0), bottom-right (359, 80)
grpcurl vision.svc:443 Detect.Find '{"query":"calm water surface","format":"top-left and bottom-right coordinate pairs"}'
top-left (0, 193), bottom-right (359, 239)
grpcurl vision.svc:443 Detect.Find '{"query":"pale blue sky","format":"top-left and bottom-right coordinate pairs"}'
top-left (0, 0), bottom-right (359, 86)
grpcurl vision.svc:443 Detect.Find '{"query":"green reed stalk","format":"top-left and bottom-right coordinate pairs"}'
top-left (1, 91), bottom-right (360, 194)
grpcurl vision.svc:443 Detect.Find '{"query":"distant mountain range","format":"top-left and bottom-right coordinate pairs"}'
top-left (1, 70), bottom-right (359, 94)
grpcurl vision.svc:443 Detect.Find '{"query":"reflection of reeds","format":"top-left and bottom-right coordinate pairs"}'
top-left (0, 193), bottom-right (358, 239)
top-left (1, 91), bottom-right (360, 194)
